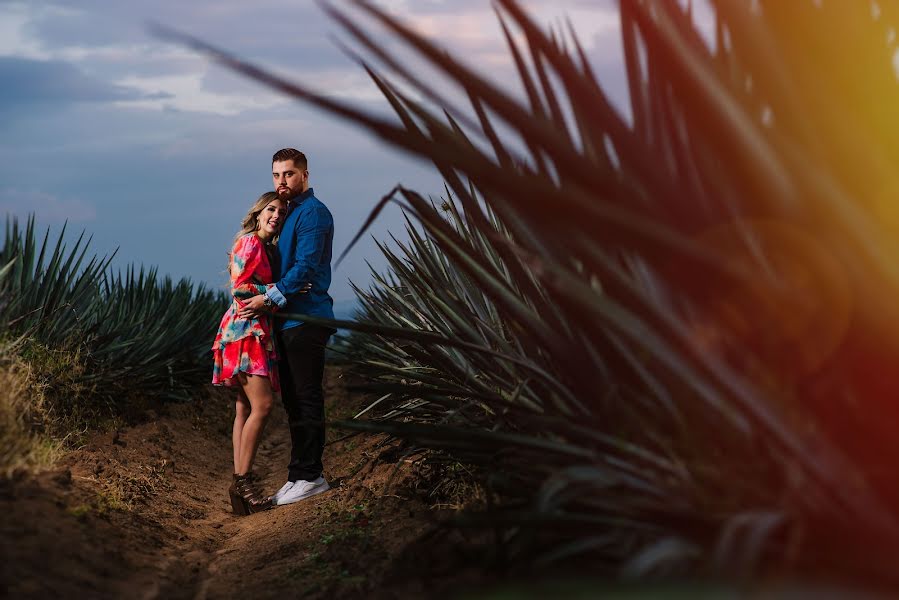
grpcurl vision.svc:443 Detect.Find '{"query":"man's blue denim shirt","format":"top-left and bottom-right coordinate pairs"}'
top-left (265, 187), bottom-right (335, 330)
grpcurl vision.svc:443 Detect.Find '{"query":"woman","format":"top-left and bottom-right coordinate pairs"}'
top-left (212, 191), bottom-right (286, 515)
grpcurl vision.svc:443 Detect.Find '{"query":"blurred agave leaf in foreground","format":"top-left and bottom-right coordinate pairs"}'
top-left (160, 0), bottom-right (899, 581)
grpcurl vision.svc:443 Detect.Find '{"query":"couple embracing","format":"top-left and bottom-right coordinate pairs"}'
top-left (211, 148), bottom-right (336, 515)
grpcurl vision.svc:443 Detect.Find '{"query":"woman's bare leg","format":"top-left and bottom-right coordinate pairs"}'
top-left (233, 389), bottom-right (251, 473)
top-left (236, 374), bottom-right (273, 475)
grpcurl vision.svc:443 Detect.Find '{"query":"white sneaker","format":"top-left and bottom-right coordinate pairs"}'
top-left (271, 480), bottom-right (295, 504)
top-left (275, 476), bottom-right (330, 505)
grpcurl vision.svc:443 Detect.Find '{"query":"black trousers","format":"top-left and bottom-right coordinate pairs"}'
top-left (277, 324), bottom-right (333, 482)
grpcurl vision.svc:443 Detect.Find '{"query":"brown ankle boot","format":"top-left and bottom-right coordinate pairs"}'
top-left (229, 473), bottom-right (249, 516)
top-left (234, 472), bottom-right (272, 514)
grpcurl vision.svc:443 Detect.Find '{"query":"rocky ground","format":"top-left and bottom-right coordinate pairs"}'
top-left (0, 368), bottom-right (481, 599)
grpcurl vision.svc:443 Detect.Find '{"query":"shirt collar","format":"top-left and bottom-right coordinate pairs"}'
top-left (291, 187), bottom-right (314, 206)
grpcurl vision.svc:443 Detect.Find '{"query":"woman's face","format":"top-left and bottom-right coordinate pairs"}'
top-left (257, 199), bottom-right (287, 238)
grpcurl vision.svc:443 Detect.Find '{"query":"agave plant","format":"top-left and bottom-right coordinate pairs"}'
top-left (162, 0), bottom-right (899, 582)
top-left (86, 266), bottom-right (226, 401)
top-left (0, 215), bottom-right (110, 345)
top-left (0, 214), bottom-right (226, 405)
top-left (345, 193), bottom-right (561, 428)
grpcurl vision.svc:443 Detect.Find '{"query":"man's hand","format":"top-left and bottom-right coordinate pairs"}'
top-left (238, 294), bottom-right (268, 319)
top-left (238, 283), bottom-right (313, 319)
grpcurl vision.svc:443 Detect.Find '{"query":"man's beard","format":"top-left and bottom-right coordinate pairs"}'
top-left (278, 187), bottom-right (299, 201)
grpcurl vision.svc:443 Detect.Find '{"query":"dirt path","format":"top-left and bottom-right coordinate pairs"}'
top-left (0, 368), bottom-right (458, 599)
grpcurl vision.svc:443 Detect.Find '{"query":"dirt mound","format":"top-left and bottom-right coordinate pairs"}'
top-left (0, 367), bottom-right (472, 599)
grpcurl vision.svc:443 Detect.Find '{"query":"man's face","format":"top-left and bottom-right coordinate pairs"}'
top-left (273, 160), bottom-right (308, 200)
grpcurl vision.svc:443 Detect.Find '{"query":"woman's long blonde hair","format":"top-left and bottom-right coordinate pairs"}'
top-left (227, 191), bottom-right (285, 274)
top-left (234, 191), bottom-right (285, 245)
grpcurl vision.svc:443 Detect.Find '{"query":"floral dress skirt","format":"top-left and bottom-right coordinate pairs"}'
top-left (211, 233), bottom-right (281, 392)
top-left (211, 324), bottom-right (280, 392)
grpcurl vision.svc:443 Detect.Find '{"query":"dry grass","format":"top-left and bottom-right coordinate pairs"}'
top-left (76, 457), bottom-right (173, 513)
top-left (407, 452), bottom-right (487, 511)
top-left (0, 339), bottom-right (115, 478)
top-left (0, 349), bottom-right (61, 476)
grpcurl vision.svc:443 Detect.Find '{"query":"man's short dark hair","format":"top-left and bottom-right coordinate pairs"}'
top-left (272, 148), bottom-right (307, 170)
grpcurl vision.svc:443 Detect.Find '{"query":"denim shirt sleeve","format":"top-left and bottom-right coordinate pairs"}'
top-left (265, 285), bottom-right (287, 308)
top-left (275, 204), bottom-right (332, 300)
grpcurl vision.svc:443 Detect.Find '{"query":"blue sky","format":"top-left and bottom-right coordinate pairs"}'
top-left (0, 0), bottom-right (663, 303)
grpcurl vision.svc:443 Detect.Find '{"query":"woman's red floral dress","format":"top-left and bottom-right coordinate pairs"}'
top-left (211, 233), bottom-right (280, 391)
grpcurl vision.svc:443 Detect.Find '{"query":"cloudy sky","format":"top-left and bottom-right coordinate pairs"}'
top-left (0, 0), bottom-right (669, 304)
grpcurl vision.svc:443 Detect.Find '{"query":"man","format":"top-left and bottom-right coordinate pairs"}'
top-left (239, 148), bottom-right (335, 505)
